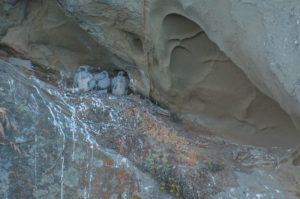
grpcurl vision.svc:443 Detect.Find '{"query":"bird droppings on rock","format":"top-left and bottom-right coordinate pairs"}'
top-left (1, 59), bottom-right (300, 199)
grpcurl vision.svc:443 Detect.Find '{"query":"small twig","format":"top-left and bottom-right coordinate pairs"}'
top-left (44, 145), bottom-right (66, 176)
top-left (0, 138), bottom-right (34, 146)
top-left (0, 123), bottom-right (5, 138)
top-left (11, 143), bottom-right (21, 155)
top-left (0, 107), bottom-right (8, 115)
top-left (0, 139), bottom-right (34, 155)
top-left (14, 139), bottom-right (34, 145)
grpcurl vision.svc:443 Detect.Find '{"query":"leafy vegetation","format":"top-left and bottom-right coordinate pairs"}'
top-left (144, 154), bottom-right (185, 198)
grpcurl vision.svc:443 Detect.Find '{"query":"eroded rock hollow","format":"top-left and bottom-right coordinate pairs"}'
top-left (150, 12), bottom-right (299, 146)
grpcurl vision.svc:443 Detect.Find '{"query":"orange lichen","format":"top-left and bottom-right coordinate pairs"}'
top-left (103, 158), bottom-right (114, 171)
top-left (133, 185), bottom-right (140, 192)
top-left (117, 137), bottom-right (127, 155)
top-left (177, 154), bottom-right (188, 165)
top-left (117, 169), bottom-right (126, 180)
top-left (104, 166), bottom-right (112, 171)
top-left (175, 149), bottom-right (200, 166)
top-left (103, 158), bottom-right (114, 166)
top-left (123, 107), bottom-right (138, 116)
top-left (131, 194), bottom-right (142, 199)
top-left (188, 150), bottom-right (199, 166)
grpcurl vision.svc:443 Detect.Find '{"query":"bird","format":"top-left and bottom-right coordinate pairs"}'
top-left (112, 71), bottom-right (129, 96)
top-left (73, 65), bottom-right (94, 91)
top-left (93, 70), bottom-right (111, 93)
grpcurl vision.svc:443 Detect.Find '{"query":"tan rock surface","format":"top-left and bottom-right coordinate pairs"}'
top-left (1, 0), bottom-right (113, 73)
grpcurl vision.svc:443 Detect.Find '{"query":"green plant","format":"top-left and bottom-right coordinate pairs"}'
top-left (207, 161), bottom-right (224, 172)
top-left (143, 154), bottom-right (185, 198)
top-left (195, 161), bottom-right (224, 177)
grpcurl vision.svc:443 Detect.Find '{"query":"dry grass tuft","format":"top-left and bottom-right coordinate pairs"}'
top-left (123, 107), bottom-right (200, 166)
top-left (131, 194), bottom-right (141, 199)
top-left (0, 107), bottom-right (20, 154)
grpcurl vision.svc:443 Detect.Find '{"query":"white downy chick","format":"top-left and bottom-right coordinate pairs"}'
top-left (74, 65), bottom-right (94, 91)
top-left (112, 71), bottom-right (129, 96)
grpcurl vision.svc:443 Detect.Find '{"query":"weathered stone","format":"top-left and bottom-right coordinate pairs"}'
top-left (0, 0), bottom-right (26, 37)
top-left (1, 0), bottom-right (300, 146)
top-left (53, 0), bottom-right (300, 146)
top-left (8, 57), bottom-right (32, 69)
top-left (1, 0), bottom-right (113, 73)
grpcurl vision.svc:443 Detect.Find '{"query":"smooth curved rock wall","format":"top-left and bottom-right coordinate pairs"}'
top-left (148, 9), bottom-right (299, 146)
top-left (1, 0), bottom-right (113, 73)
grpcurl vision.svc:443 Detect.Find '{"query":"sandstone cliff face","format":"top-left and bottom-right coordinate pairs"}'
top-left (1, 0), bottom-right (113, 73)
top-left (0, 0), bottom-right (26, 36)
top-left (1, 0), bottom-right (300, 146)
